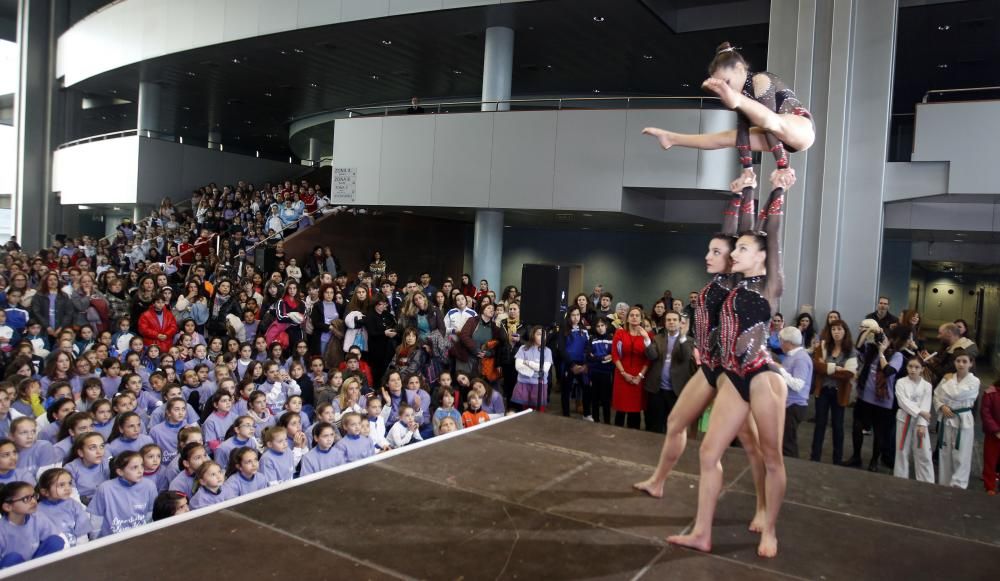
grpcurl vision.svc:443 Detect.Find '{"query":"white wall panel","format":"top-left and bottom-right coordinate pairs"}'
top-left (259, 0), bottom-right (299, 35)
top-left (332, 117), bottom-right (384, 204)
top-left (192, 0), bottom-right (227, 46)
top-left (53, 137), bottom-right (140, 205)
top-left (298, 0), bottom-right (343, 27)
top-left (342, 0), bottom-right (390, 21)
top-left (379, 115), bottom-right (435, 205)
top-left (432, 113), bottom-right (493, 207)
top-left (442, 0), bottom-right (495, 7)
top-left (140, 0), bottom-right (172, 62)
top-left (912, 101), bottom-right (998, 194)
top-left (490, 111), bottom-right (556, 209)
top-left (623, 109), bottom-right (702, 189)
top-left (223, 0), bottom-right (261, 42)
top-left (553, 110), bottom-right (625, 211)
top-left (390, 0), bottom-right (443, 15)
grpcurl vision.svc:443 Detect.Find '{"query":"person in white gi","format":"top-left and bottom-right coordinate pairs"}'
top-left (893, 357), bottom-right (933, 482)
top-left (933, 350), bottom-right (979, 489)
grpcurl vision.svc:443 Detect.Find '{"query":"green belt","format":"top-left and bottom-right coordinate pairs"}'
top-left (936, 407), bottom-right (974, 451)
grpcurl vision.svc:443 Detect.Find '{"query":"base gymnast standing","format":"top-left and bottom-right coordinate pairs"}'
top-left (643, 42), bottom-right (813, 192)
top-left (633, 179), bottom-right (769, 533)
top-left (668, 174), bottom-right (789, 558)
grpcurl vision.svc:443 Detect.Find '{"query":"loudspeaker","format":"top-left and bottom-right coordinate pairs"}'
top-left (520, 264), bottom-right (569, 326)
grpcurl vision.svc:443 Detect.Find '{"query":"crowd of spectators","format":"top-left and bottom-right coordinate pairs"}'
top-left (0, 177), bottom-right (994, 567)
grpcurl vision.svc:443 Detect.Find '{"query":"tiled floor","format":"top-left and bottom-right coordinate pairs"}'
top-left (18, 413), bottom-right (998, 580)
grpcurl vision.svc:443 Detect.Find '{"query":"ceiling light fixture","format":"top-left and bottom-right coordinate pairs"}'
top-left (370, 74), bottom-right (380, 80)
top-left (937, 24), bottom-right (950, 31)
top-left (681, 83), bottom-right (691, 87)
top-left (182, 106), bottom-right (190, 111)
top-left (593, 89), bottom-right (601, 93)
top-left (381, 40), bottom-right (392, 45)
top-left (186, 71), bottom-right (196, 77)
top-left (955, 232), bottom-right (966, 236)
top-left (310, 82), bottom-right (318, 88)
top-left (937, 63), bottom-right (949, 69)
top-left (593, 16), bottom-right (605, 22)
top-left (293, 48), bottom-right (304, 53)
top-left (634, 223), bottom-right (644, 227)
top-left (452, 69), bottom-right (462, 75)
top-left (642, 54), bottom-right (653, 60)
top-left (264, 91), bottom-right (272, 97)
top-left (231, 57), bottom-right (241, 64)
top-left (402, 210), bottom-right (413, 214)
top-left (582, 213), bottom-right (592, 217)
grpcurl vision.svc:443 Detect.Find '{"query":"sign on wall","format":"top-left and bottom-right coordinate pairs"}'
top-left (333, 167), bottom-right (357, 203)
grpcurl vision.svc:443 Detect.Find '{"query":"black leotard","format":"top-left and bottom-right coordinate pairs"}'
top-left (735, 71), bottom-right (813, 168)
top-left (719, 274), bottom-right (773, 401)
top-left (695, 273), bottom-right (741, 388)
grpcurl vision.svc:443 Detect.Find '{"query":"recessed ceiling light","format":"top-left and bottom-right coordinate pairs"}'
top-left (186, 71), bottom-right (196, 77)
top-left (402, 210), bottom-right (413, 214)
top-left (634, 223), bottom-right (644, 227)
top-left (381, 40), bottom-right (392, 45)
top-left (293, 48), bottom-right (304, 53)
top-left (953, 239), bottom-right (963, 242)
top-left (182, 106), bottom-right (190, 111)
top-left (937, 63), bottom-right (949, 69)
top-left (582, 213), bottom-right (592, 217)
top-left (182, 125), bottom-right (188, 129)
top-left (581, 227), bottom-right (590, 230)
top-left (546, 64), bottom-right (553, 69)
top-left (669, 230), bottom-right (678, 233)
top-left (937, 24), bottom-right (950, 31)
top-left (593, 16), bottom-right (605, 22)
top-left (452, 69), bottom-right (462, 75)
top-left (642, 54), bottom-right (653, 60)
top-left (310, 82), bottom-right (318, 88)
top-left (370, 74), bottom-right (380, 80)
top-left (264, 91), bottom-right (272, 97)
top-left (244, 120), bottom-right (252, 125)
top-left (504, 225), bottom-right (511, 228)
top-left (279, 50), bottom-right (289, 55)
top-left (681, 83), bottom-right (691, 87)
top-left (593, 89), bottom-right (600, 93)
top-left (231, 57), bottom-right (241, 64)
top-left (955, 232), bottom-right (966, 236)
top-left (109, 89), bottom-right (117, 94)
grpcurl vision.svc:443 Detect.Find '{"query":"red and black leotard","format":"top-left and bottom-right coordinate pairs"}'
top-left (735, 71), bottom-right (813, 170)
top-left (694, 273), bottom-right (741, 388)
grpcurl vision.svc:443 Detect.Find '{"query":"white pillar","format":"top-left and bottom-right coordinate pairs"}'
top-left (473, 210), bottom-right (504, 294)
top-left (208, 130), bottom-right (222, 150)
top-left (137, 81), bottom-right (161, 136)
top-left (481, 26), bottom-right (514, 112)
top-left (308, 138), bottom-right (321, 166)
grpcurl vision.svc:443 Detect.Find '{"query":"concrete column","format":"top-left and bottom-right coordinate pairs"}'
top-left (473, 210), bottom-right (504, 294)
top-left (137, 81), bottom-right (161, 136)
top-left (308, 137), bottom-right (321, 166)
top-left (767, 0), bottom-right (897, 325)
top-left (13, 0), bottom-right (54, 253)
top-left (481, 26), bottom-right (513, 112)
top-left (208, 130), bottom-right (222, 150)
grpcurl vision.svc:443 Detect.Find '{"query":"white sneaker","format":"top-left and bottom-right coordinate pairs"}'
top-left (583, 415), bottom-right (594, 422)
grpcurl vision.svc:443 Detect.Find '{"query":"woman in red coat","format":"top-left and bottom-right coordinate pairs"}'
top-left (612, 306), bottom-right (654, 429)
top-left (138, 293), bottom-right (178, 353)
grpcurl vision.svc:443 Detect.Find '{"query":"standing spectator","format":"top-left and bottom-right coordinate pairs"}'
top-left (418, 273), bottom-right (437, 300)
top-left (810, 320), bottom-right (857, 464)
top-left (30, 273), bottom-right (71, 344)
top-left (846, 322), bottom-right (905, 472)
top-left (406, 96), bottom-right (425, 114)
top-left (794, 313), bottom-right (817, 350)
top-left (498, 302), bottom-right (526, 402)
top-left (981, 380), bottom-right (1000, 495)
top-left (557, 307), bottom-right (590, 418)
top-left (454, 303), bottom-right (503, 379)
top-left (611, 307), bottom-right (653, 430)
top-left (934, 350), bottom-right (979, 489)
top-left (865, 296), bottom-right (898, 331)
top-left (642, 311), bottom-right (694, 434)
top-left (459, 274), bottom-right (476, 298)
top-left (364, 294), bottom-right (398, 387)
top-left (138, 293), bottom-right (178, 353)
top-left (921, 323), bottom-right (978, 383)
top-left (589, 284), bottom-right (604, 309)
top-left (773, 327), bottom-right (813, 458)
top-left (893, 357), bottom-right (934, 483)
top-left (474, 279), bottom-right (490, 303)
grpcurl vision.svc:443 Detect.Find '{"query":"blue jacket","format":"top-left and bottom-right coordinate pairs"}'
top-left (586, 333), bottom-right (614, 375)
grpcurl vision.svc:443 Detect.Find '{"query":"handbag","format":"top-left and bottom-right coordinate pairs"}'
top-left (480, 340), bottom-right (501, 382)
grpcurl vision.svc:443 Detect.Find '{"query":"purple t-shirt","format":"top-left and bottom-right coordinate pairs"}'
top-left (202, 411), bottom-right (237, 447)
top-left (0, 468), bottom-right (37, 487)
top-left (106, 434), bottom-right (154, 458)
top-left (65, 458), bottom-right (111, 500)
top-left (259, 449), bottom-right (294, 486)
top-left (0, 512), bottom-right (63, 562)
top-left (222, 471), bottom-right (267, 497)
top-left (149, 421), bottom-right (186, 464)
top-left (333, 434), bottom-right (373, 464)
top-left (168, 471), bottom-right (195, 497)
top-left (299, 446), bottom-right (341, 476)
top-left (860, 351), bottom-right (902, 410)
top-left (36, 498), bottom-right (92, 547)
top-left (87, 477), bottom-right (157, 538)
top-left (16, 441), bottom-right (60, 474)
top-left (189, 485), bottom-right (232, 510)
top-left (213, 437), bottom-right (257, 472)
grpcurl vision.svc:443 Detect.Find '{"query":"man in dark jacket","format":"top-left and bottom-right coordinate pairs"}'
top-left (498, 302), bottom-right (527, 402)
top-left (205, 279), bottom-right (242, 339)
top-left (642, 312), bottom-right (695, 434)
top-left (364, 294), bottom-right (398, 387)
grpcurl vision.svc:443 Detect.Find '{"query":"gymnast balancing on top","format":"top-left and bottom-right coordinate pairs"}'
top-left (643, 42), bottom-right (814, 192)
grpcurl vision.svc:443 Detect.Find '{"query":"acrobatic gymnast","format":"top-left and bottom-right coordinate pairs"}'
top-left (643, 42), bottom-right (813, 191)
top-left (668, 172), bottom-right (789, 559)
top-left (633, 179), bottom-right (768, 534)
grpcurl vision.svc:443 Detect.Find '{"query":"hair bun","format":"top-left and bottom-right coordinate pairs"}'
top-left (716, 41), bottom-right (733, 54)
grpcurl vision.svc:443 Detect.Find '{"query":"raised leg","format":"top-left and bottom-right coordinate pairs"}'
top-left (641, 127), bottom-right (772, 152)
top-left (634, 371), bottom-right (715, 498)
top-left (667, 378), bottom-right (749, 553)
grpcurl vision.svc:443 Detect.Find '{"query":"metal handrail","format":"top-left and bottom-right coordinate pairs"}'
top-left (344, 95), bottom-right (721, 117)
top-left (923, 85), bottom-right (1000, 101)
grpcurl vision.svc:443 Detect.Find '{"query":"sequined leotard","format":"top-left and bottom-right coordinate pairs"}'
top-left (718, 187), bottom-right (786, 402)
top-left (694, 273), bottom-right (741, 388)
top-left (735, 71), bottom-right (813, 170)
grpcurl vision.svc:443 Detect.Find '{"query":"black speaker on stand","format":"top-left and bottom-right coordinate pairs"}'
top-left (520, 264), bottom-right (569, 327)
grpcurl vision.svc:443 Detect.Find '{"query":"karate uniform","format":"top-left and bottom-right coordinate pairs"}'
top-left (893, 376), bottom-right (934, 483)
top-left (934, 373), bottom-right (980, 489)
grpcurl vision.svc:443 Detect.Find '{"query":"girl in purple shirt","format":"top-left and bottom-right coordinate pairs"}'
top-left (299, 422), bottom-right (341, 476)
top-left (189, 461), bottom-right (231, 510)
top-left (0, 440), bottom-right (36, 487)
top-left (87, 451), bottom-right (157, 538)
top-left (90, 399), bottom-right (114, 440)
top-left (11, 417), bottom-right (60, 476)
top-left (35, 468), bottom-right (92, 547)
top-left (38, 398), bottom-right (76, 444)
top-left (201, 392), bottom-right (237, 451)
top-left (259, 427), bottom-right (294, 486)
top-left (168, 442), bottom-right (208, 498)
top-left (64, 433), bottom-right (110, 503)
top-left (149, 398), bottom-right (190, 465)
top-left (213, 416), bottom-right (257, 471)
top-left (140, 443), bottom-right (170, 492)
top-left (222, 447), bottom-right (267, 497)
top-left (106, 412), bottom-right (154, 458)
top-left (0, 481), bottom-right (65, 567)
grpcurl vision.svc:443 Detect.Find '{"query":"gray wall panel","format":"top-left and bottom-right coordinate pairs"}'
top-left (342, 0), bottom-right (390, 20)
top-left (332, 117), bottom-right (384, 204)
top-left (623, 109), bottom-right (702, 189)
top-left (489, 111), bottom-right (557, 209)
top-left (379, 115), bottom-right (436, 205)
top-left (432, 113), bottom-right (493, 207)
top-left (912, 102), bottom-right (998, 194)
top-left (390, 0), bottom-right (443, 15)
top-left (553, 110), bottom-right (626, 212)
top-left (298, 0), bottom-right (343, 26)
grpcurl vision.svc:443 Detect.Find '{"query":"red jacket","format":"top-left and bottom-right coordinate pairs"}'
top-left (982, 388), bottom-right (1000, 435)
top-left (138, 305), bottom-right (178, 353)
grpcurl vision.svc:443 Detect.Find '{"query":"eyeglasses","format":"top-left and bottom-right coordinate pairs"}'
top-left (7, 492), bottom-right (39, 505)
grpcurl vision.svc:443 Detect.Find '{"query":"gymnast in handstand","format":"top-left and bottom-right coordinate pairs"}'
top-left (643, 42), bottom-right (813, 191)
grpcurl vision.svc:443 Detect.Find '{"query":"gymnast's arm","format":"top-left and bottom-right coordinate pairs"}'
top-left (751, 73), bottom-right (790, 170)
top-left (763, 186), bottom-right (785, 314)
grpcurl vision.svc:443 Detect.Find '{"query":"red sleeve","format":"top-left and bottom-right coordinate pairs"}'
top-left (163, 311), bottom-right (179, 339)
top-left (610, 329), bottom-right (623, 364)
top-left (137, 311), bottom-right (155, 341)
top-left (982, 392), bottom-right (1000, 434)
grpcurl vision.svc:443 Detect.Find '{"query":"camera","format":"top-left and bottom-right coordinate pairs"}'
top-left (874, 331), bottom-right (885, 344)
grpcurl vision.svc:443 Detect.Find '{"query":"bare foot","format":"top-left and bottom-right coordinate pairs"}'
top-left (641, 127), bottom-right (674, 150)
top-left (748, 510), bottom-right (766, 533)
top-left (632, 479), bottom-right (664, 499)
top-left (757, 530), bottom-right (778, 558)
top-left (667, 532), bottom-right (712, 553)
